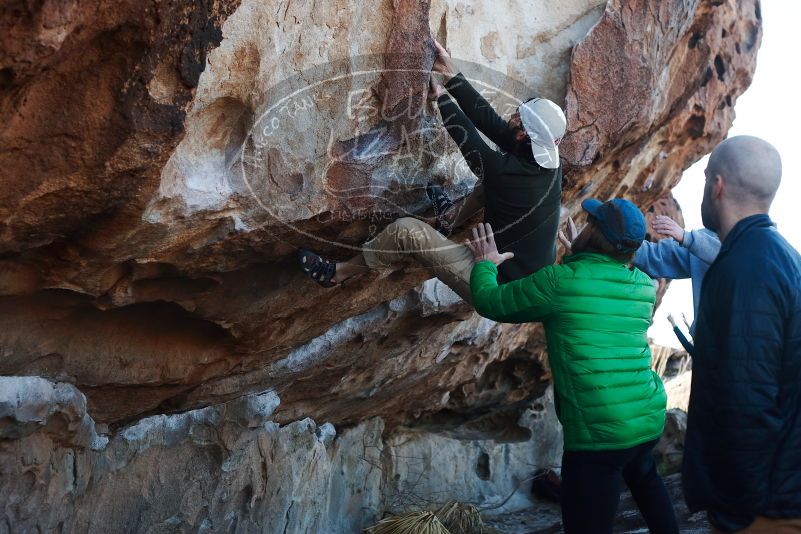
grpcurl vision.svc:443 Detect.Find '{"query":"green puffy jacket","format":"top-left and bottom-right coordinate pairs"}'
top-left (470, 252), bottom-right (666, 451)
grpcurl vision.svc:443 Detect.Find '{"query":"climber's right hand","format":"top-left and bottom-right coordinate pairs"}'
top-left (431, 38), bottom-right (457, 81)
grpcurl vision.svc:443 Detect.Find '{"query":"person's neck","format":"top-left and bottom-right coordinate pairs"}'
top-left (718, 205), bottom-right (769, 242)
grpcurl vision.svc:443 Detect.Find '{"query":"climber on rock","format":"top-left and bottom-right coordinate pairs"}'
top-left (467, 201), bottom-right (678, 534)
top-left (298, 38), bottom-right (566, 303)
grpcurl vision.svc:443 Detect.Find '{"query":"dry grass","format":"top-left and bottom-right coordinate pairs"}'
top-left (365, 511), bottom-right (450, 534)
top-left (364, 502), bottom-right (488, 534)
top-left (435, 501), bottom-right (486, 534)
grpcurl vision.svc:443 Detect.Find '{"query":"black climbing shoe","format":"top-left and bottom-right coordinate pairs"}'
top-left (426, 182), bottom-right (454, 235)
top-left (298, 249), bottom-right (337, 288)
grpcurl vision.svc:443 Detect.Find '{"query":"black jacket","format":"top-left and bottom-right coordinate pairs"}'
top-left (683, 214), bottom-right (801, 531)
top-left (437, 73), bottom-right (562, 282)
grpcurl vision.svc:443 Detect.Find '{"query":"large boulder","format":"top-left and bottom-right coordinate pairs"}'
top-left (0, 0), bottom-right (761, 531)
top-left (0, 0), bottom-right (759, 428)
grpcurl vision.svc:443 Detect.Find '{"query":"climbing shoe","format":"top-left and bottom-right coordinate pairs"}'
top-left (426, 182), bottom-right (454, 235)
top-left (298, 249), bottom-right (337, 288)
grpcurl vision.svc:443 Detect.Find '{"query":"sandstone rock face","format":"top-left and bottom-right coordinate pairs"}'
top-left (0, 0), bottom-right (760, 531)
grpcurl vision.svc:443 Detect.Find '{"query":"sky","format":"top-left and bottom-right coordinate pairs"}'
top-left (649, 0), bottom-right (801, 347)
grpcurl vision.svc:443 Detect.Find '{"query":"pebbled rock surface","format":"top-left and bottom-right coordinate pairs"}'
top-left (0, 0), bottom-right (760, 531)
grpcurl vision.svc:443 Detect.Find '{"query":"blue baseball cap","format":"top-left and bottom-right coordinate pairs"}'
top-left (581, 198), bottom-right (646, 252)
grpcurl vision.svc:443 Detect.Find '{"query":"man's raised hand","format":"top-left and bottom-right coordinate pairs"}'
top-left (667, 313), bottom-right (678, 328)
top-left (465, 223), bottom-right (514, 266)
top-left (652, 215), bottom-right (685, 243)
top-left (558, 217), bottom-right (584, 255)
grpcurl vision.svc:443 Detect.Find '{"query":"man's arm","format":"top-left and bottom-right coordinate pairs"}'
top-left (632, 239), bottom-right (692, 280)
top-left (431, 39), bottom-right (509, 147)
top-left (683, 229), bottom-right (721, 265)
top-left (470, 261), bottom-right (559, 323)
top-left (444, 73), bottom-right (510, 147)
top-left (437, 93), bottom-right (502, 180)
top-left (443, 184), bottom-right (485, 229)
top-left (651, 215), bottom-right (720, 266)
top-left (465, 222), bottom-right (557, 323)
top-left (668, 314), bottom-right (695, 354)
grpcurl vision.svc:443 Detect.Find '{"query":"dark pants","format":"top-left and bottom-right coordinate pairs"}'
top-left (561, 439), bottom-right (679, 534)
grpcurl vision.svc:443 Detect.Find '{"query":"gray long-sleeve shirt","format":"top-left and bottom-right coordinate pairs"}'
top-left (633, 228), bottom-right (721, 334)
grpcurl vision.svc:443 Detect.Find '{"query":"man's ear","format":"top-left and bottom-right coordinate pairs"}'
top-left (713, 174), bottom-right (725, 199)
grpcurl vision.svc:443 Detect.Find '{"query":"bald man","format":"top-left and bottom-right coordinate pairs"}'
top-left (682, 136), bottom-right (801, 533)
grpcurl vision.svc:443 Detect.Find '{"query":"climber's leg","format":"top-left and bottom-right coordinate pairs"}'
top-left (442, 183), bottom-right (485, 229)
top-left (361, 217), bottom-right (474, 303)
top-left (300, 218), bottom-right (475, 299)
top-left (427, 183), bottom-right (485, 235)
top-left (298, 248), bottom-right (370, 286)
top-left (333, 254), bottom-right (369, 282)
top-left (298, 249), bottom-right (340, 287)
top-left (427, 182), bottom-right (455, 223)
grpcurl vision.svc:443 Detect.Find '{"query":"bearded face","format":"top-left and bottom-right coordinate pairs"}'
top-left (496, 110), bottom-right (529, 156)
